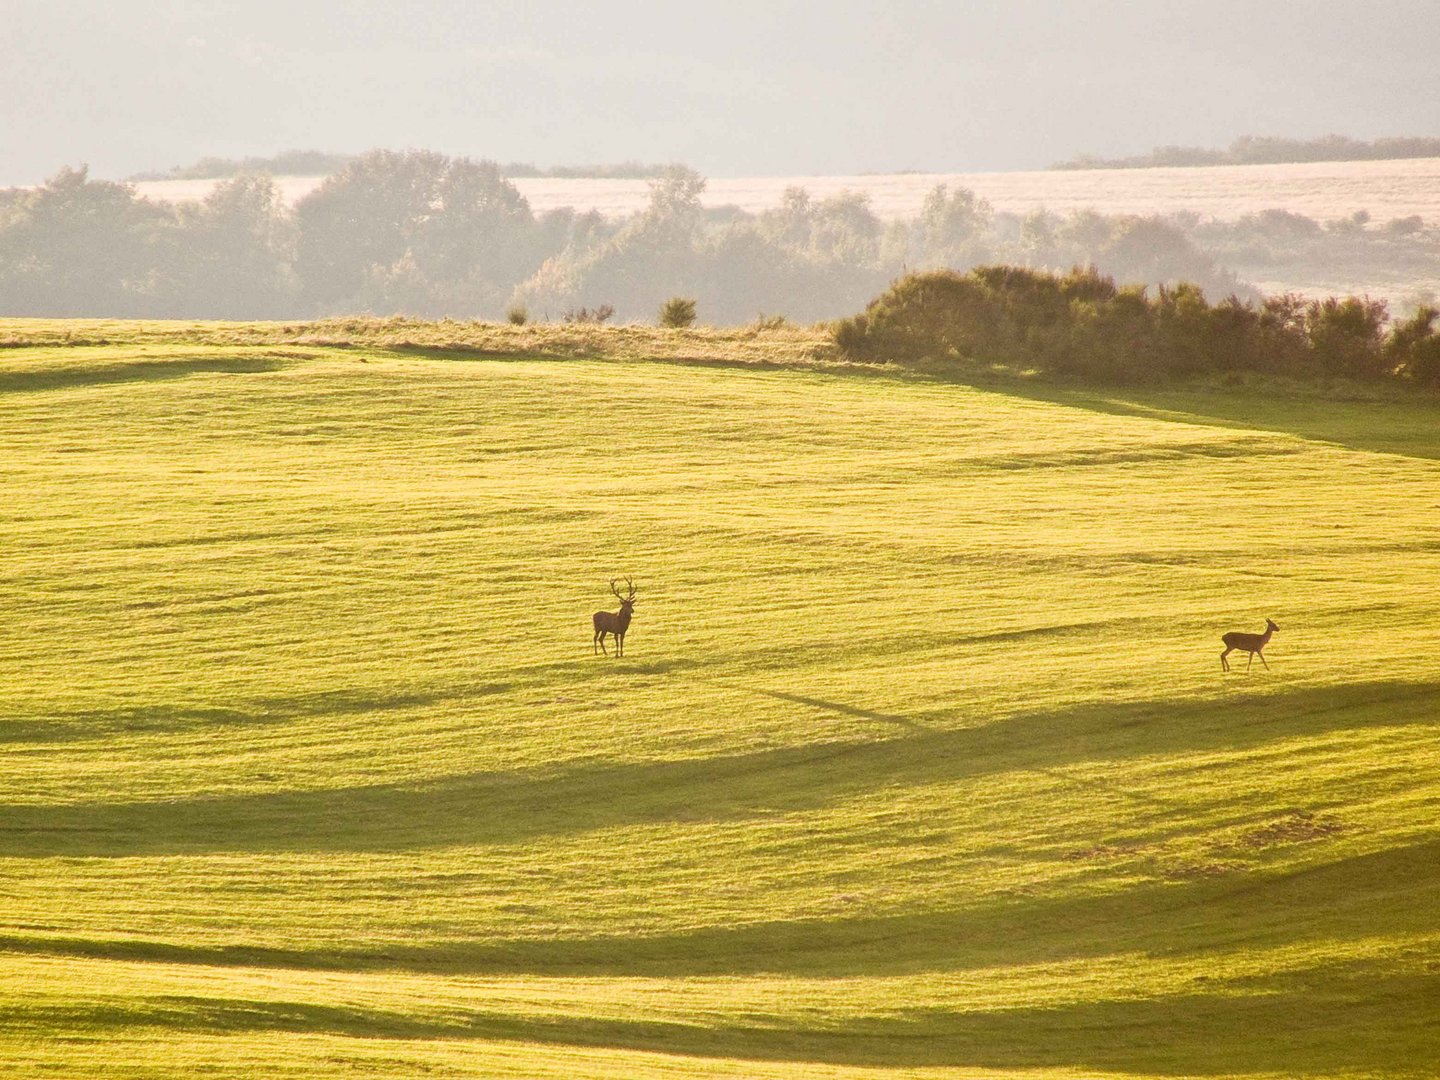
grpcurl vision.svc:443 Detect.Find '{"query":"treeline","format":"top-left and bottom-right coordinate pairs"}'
top-left (495, 161), bottom-right (673, 179)
top-left (834, 266), bottom-right (1440, 385)
top-left (1184, 208), bottom-right (1434, 309)
top-left (128, 150), bottom-right (359, 182)
top-left (129, 152), bottom-right (671, 182)
top-left (0, 151), bottom-right (1245, 323)
top-left (1055, 134), bottom-right (1440, 170)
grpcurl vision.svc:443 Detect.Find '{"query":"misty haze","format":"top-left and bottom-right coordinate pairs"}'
top-left (3, 3), bottom-right (1440, 1079)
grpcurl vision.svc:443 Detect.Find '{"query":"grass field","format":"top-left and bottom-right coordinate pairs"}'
top-left (2, 322), bottom-right (1438, 1078)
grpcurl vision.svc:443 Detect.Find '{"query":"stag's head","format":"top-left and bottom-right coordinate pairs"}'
top-left (610, 578), bottom-right (638, 611)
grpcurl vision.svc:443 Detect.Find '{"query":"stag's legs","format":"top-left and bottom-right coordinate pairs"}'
top-left (595, 631), bottom-right (608, 655)
top-left (616, 633), bottom-right (624, 657)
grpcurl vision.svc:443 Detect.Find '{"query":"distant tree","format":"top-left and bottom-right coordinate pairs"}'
top-left (1384, 215), bottom-right (1424, 237)
top-left (1056, 210), bottom-right (1115, 255)
top-left (759, 187), bottom-right (816, 250)
top-left (410, 158), bottom-right (538, 305)
top-left (909, 185), bottom-right (996, 269)
top-left (1018, 209), bottom-right (1060, 266)
top-left (1240, 208), bottom-right (1323, 241)
top-left (1050, 213), bottom-right (1250, 302)
top-left (294, 150), bottom-right (541, 316)
top-left (163, 175), bottom-right (295, 317)
top-left (511, 166), bottom-right (707, 320)
top-left (1325, 209), bottom-right (1372, 234)
top-left (294, 150), bottom-right (447, 307)
top-left (807, 193), bottom-right (882, 264)
top-left (0, 166), bottom-right (174, 316)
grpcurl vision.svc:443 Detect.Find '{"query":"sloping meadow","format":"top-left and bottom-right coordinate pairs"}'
top-left (1, 330), bottom-right (1438, 1077)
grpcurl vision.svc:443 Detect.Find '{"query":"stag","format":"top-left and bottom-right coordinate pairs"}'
top-left (592, 579), bottom-right (637, 656)
top-left (1220, 618), bottom-right (1279, 672)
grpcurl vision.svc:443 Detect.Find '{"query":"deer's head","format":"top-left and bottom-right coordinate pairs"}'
top-left (1266, 619), bottom-right (1280, 632)
top-left (610, 578), bottom-right (638, 611)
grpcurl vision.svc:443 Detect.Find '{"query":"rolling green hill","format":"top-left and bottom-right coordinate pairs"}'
top-left (1, 323), bottom-right (1437, 1078)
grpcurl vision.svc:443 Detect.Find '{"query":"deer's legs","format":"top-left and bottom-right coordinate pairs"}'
top-left (595, 631), bottom-right (608, 655)
top-left (1221, 648), bottom-right (1231, 671)
top-left (1246, 651), bottom-right (1254, 670)
top-left (1258, 651), bottom-right (1269, 669)
top-left (616, 633), bottom-right (624, 657)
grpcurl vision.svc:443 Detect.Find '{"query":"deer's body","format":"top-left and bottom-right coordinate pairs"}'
top-left (1221, 618), bottom-right (1278, 671)
top-left (593, 579), bottom-right (637, 656)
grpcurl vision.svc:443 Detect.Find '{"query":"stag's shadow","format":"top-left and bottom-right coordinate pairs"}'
top-left (737, 685), bottom-right (923, 730)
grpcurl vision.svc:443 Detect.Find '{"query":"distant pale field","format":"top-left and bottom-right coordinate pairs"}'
top-left (1, 324), bottom-right (1438, 1077)
top-left (132, 156), bottom-right (1440, 222)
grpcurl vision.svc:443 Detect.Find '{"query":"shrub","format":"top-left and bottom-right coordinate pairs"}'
top-left (562, 304), bottom-right (615, 324)
top-left (1385, 215), bottom-right (1424, 237)
top-left (506, 303), bottom-right (528, 325)
top-left (832, 313), bottom-right (869, 357)
top-left (832, 264), bottom-right (1424, 384)
top-left (835, 271), bottom-right (996, 363)
top-left (659, 296), bottom-right (697, 328)
top-left (1305, 295), bottom-right (1388, 377)
top-left (1387, 305), bottom-right (1440, 383)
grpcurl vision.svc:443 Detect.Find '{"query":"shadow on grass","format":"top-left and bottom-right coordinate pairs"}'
top-left (373, 343), bottom-right (886, 379)
top-left (945, 370), bottom-right (1440, 462)
top-left (733, 684), bottom-right (927, 731)
top-left (8, 834), bottom-right (1436, 982)
top-left (398, 342), bottom-right (1440, 462)
top-left (1, 680), bottom-right (1433, 859)
top-left (387, 342), bottom-right (1440, 464)
top-left (8, 938), bottom-right (1437, 1073)
top-left (0, 355), bottom-right (289, 394)
top-left (0, 682), bottom-right (510, 741)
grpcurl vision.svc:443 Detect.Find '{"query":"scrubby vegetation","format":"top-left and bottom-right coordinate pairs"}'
top-left (658, 296), bottom-right (697, 327)
top-left (835, 266), bottom-right (1440, 384)
top-left (0, 316), bottom-right (840, 370)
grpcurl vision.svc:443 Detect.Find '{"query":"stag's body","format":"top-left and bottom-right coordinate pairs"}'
top-left (1221, 618), bottom-right (1278, 671)
top-left (593, 579), bottom-right (637, 656)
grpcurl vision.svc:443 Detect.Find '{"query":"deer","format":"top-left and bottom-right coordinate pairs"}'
top-left (592, 578), bottom-right (637, 657)
top-left (1220, 618), bottom-right (1279, 672)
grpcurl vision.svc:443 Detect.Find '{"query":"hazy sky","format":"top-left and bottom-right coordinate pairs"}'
top-left (4, 0), bottom-right (1439, 185)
